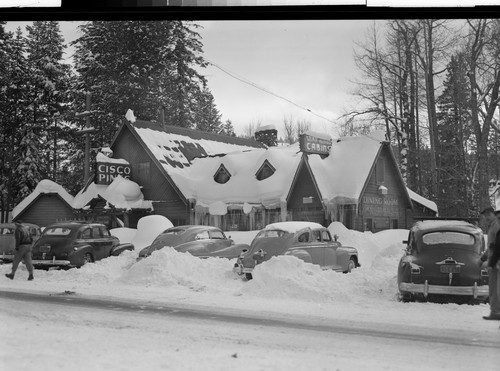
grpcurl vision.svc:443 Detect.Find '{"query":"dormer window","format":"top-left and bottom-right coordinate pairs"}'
top-left (256, 160), bottom-right (276, 181)
top-left (214, 164), bottom-right (231, 184)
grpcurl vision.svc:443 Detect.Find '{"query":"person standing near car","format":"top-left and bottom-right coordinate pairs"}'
top-left (479, 207), bottom-right (500, 320)
top-left (5, 220), bottom-right (34, 281)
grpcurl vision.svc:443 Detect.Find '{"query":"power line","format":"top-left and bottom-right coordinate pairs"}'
top-left (205, 59), bottom-right (336, 125)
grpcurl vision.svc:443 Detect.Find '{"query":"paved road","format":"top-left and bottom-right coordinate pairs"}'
top-left (1, 288), bottom-right (498, 350)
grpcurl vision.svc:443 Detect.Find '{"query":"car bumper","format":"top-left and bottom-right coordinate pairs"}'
top-left (32, 259), bottom-right (72, 268)
top-left (399, 281), bottom-right (489, 298)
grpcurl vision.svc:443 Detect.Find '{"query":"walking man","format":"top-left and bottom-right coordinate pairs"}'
top-left (479, 207), bottom-right (500, 320)
top-left (5, 220), bottom-right (34, 281)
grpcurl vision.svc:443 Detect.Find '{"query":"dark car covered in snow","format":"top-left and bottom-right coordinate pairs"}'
top-left (137, 225), bottom-right (243, 260)
top-left (31, 222), bottom-right (134, 269)
top-left (233, 221), bottom-right (360, 280)
top-left (397, 219), bottom-right (489, 302)
top-left (0, 222), bottom-right (42, 263)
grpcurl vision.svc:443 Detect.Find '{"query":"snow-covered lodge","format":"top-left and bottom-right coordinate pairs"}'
top-left (12, 118), bottom-right (437, 231)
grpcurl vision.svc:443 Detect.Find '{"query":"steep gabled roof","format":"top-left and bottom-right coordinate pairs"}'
top-left (308, 135), bottom-right (413, 208)
top-left (12, 179), bottom-right (74, 219)
top-left (114, 120), bottom-right (266, 201)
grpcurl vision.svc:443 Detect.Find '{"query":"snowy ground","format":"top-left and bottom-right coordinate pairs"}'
top-left (1, 217), bottom-right (499, 370)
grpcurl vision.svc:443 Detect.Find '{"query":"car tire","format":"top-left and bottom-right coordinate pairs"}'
top-left (344, 258), bottom-right (356, 273)
top-left (245, 273), bottom-right (253, 281)
top-left (398, 291), bottom-right (414, 303)
top-left (82, 253), bottom-right (94, 266)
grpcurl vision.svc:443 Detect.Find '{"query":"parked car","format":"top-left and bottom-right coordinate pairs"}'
top-left (137, 225), bottom-right (243, 260)
top-left (397, 219), bottom-right (489, 302)
top-left (233, 221), bottom-right (360, 280)
top-left (0, 222), bottom-right (42, 263)
top-left (31, 222), bottom-right (134, 269)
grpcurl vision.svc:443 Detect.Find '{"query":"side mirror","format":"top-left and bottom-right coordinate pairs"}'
top-left (402, 240), bottom-right (408, 244)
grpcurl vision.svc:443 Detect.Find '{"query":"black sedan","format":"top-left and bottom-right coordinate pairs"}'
top-left (397, 219), bottom-right (489, 302)
top-left (137, 225), bottom-right (243, 260)
top-left (31, 222), bottom-right (134, 269)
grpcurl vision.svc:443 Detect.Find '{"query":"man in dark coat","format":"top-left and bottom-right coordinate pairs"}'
top-left (5, 220), bottom-right (34, 281)
top-left (479, 207), bottom-right (500, 320)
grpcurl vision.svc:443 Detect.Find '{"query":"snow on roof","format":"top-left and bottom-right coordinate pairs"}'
top-left (303, 131), bottom-right (332, 141)
top-left (264, 221), bottom-right (325, 233)
top-left (12, 179), bottom-right (74, 218)
top-left (176, 146), bottom-right (302, 209)
top-left (308, 135), bottom-right (383, 206)
top-left (96, 152), bottom-right (129, 164)
top-left (73, 175), bottom-right (152, 211)
top-left (407, 187), bottom-right (438, 213)
top-left (130, 121), bottom-right (263, 185)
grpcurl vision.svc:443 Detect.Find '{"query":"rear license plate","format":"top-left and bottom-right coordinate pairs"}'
top-left (39, 245), bottom-right (51, 253)
top-left (440, 265), bottom-right (460, 274)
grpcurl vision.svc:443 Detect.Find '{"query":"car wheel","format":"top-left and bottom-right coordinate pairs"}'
top-left (82, 253), bottom-right (94, 265)
top-left (344, 258), bottom-right (356, 273)
top-left (398, 291), bottom-right (414, 303)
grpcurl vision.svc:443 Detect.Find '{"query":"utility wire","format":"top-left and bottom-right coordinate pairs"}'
top-left (206, 59), bottom-right (336, 125)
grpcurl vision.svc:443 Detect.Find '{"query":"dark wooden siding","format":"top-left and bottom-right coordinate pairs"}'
top-left (112, 127), bottom-right (189, 225)
top-left (287, 158), bottom-right (325, 225)
top-left (358, 146), bottom-right (410, 232)
top-left (18, 195), bottom-right (75, 227)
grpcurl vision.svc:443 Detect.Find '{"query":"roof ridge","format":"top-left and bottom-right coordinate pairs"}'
top-left (132, 120), bottom-right (265, 149)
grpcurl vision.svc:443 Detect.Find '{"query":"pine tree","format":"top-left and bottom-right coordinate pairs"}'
top-left (436, 53), bottom-right (472, 217)
top-left (194, 87), bottom-right (222, 133)
top-left (73, 21), bottom-right (213, 145)
top-left (25, 21), bottom-right (74, 185)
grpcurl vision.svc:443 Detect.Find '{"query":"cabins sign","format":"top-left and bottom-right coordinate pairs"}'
top-left (299, 132), bottom-right (332, 155)
top-left (96, 162), bottom-right (131, 185)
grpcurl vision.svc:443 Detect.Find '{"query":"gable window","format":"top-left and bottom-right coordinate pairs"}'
top-left (256, 160), bottom-right (276, 181)
top-left (214, 164), bottom-right (231, 184)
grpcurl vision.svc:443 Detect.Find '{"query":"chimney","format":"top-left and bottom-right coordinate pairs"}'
top-left (255, 125), bottom-right (278, 147)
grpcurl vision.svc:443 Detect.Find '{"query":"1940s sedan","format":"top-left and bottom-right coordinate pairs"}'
top-left (397, 219), bottom-right (489, 302)
top-left (137, 225), bottom-right (242, 260)
top-left (31, 222), bottom-right (134, 269)
top-left (233, 221), bottom-right (360, 280)
top-left (0, 223), bottom-right (42, 263)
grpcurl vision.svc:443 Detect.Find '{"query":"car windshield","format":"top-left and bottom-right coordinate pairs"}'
top-left (255, 229), bottom-right (287, 239)
top-left (422, 231), bottom-right (475, 247)
top-left (43, 227), bottom-right (73, 236)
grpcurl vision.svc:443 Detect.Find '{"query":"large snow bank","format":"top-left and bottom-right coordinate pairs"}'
top-left (0, 215), bottom-right (492, 336)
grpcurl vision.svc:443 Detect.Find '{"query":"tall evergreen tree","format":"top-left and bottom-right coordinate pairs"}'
top-left (0, 27), bottom-right (32, 218)
top-left (73, 20), bottom-right (218, 148)
top-left (436, 54), bottom-right (472, 217)
top-left (194, 87), bottom-right (222, 133)
top-left (24, 21), bottom-right (74, 186)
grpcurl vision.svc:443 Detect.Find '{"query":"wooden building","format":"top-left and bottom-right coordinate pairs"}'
top-left (108, 119), bottom-right (437, 232)
top-left (12, 180), bottom-right (76, 227)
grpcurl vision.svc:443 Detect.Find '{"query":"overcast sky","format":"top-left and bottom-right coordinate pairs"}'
top-left (6, 20), bottom-right (374, 137)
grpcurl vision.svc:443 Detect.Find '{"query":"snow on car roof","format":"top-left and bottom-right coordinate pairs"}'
top-left (413, 220), bottom-right (481, 233)
top-left (264, 221), bottom-right (325, 234)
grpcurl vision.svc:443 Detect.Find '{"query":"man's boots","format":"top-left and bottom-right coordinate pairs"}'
top-left (28, 274), bottom-right (34, 281)
top-left (5, 273), bottom-right (14, 280)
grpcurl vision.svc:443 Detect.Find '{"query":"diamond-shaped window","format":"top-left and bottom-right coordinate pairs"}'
top-left (214, 164), bottom-right (231, 184)
top-left (256, 160), bottom-right (276, 181)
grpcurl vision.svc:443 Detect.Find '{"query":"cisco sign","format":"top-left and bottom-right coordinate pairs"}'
top-left (299, 133), bottom-right (332, 156)
top-left (96, 162), bottom-right (131, 185)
